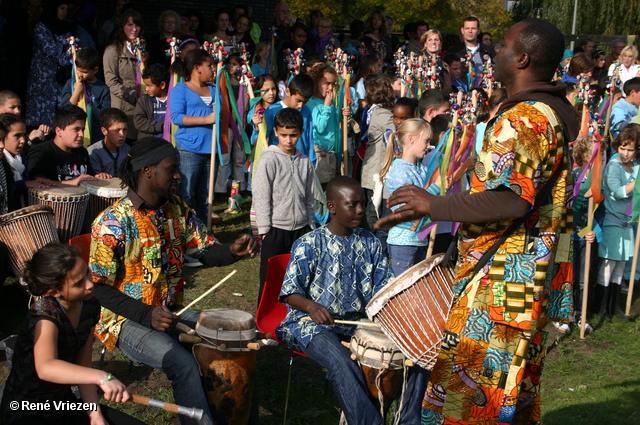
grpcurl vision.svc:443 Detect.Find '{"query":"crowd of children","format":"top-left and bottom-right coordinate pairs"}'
top-left (1, 5), bottom-right (640, 425)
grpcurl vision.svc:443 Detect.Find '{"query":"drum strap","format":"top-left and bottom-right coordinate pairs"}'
top-left (448, 143), bottom-right (567, 288)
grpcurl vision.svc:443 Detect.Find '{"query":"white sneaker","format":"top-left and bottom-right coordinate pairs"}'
top-left (575, 320), bottom-right (594, 334)
top-left (553, 321), bottom-right (571, 334)
top-left (184, 255), bottom-right (203, 268)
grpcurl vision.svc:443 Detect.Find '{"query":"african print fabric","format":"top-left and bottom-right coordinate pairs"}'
top-left (276, 225), bottom-right (394, 351)
top-left (89, 195), bottom-right (215, 351)
top-left (422, 100), bottom-right (574, 425)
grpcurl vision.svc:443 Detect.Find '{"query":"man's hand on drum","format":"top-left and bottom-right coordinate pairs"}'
top-left (230, 233), bottom-right (259, 257)
top-left (151, 306), bottom-right (178, 331)
top-left (64, 174), bottom-right (99, 186)
top-left (374, 184), bottom-right (433, 230)
top-left (26, 177), bottom-right (58, 188)
top-left (95, 172), bottom-right (113, 179)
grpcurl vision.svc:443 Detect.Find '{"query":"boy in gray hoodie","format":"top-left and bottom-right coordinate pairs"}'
top-left (253, 108), bottom-right (315, 301)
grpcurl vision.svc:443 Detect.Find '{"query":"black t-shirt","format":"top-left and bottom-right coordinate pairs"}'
top-left (27, 140), bottom-right (94, 181)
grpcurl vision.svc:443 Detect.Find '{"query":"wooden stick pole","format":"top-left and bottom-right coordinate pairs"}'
top-left (426, 225), bottom-right (438, 259)
top-left (131, 395), bottom-right (204, 420)
top-left (176, 270), bottom-right (237, 315)
top-left (624, 220), bottom-right (640, 317)
top-left (580, 198), bottom-right (594, 339)
top-left (302, 317), bottom-right (380, 328)
top-left (207, 122), bottom-right (217, 231)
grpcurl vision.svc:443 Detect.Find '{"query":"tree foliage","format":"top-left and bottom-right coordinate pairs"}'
top-left (511, 0), bottom-right (640, 36)
top-left (288, 0), bottom-right (512, 37)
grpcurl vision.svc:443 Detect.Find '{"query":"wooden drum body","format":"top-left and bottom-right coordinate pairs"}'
top-left (366, 254), bottom-right (456, 370)
top-left (0, 205), bottom-right (59, 276)
top-left (349, 322), bottom-right (405, 416)
top-left (193, 309), bottom-right (256, 425)
top-left (81, 178), bottom-right (127, 221)
top-left (28, 186), bottom-right (89, 242)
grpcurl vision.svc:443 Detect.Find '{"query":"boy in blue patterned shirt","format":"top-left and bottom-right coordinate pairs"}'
top-left (276, 176), bottom-right (394, 425)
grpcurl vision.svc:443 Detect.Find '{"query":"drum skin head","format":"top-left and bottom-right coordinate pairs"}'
top-left (30, 186), bottom-right (88, 197)
top-left (198, 309), bottom-right (256, 331)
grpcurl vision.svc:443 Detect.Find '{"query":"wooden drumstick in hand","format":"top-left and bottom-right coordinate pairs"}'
top-left (301, 317), bottom-right (380, 329)
top-left (176, 270), bottom-right (237, 315)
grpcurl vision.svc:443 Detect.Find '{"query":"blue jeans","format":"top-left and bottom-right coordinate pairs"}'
top-left (388, 244), bottom-right (428, 276)
top-left (300, 330), bottom-right (382, 425)
top-left (178, 148), bottom-right (211, 224)
top-left (117, 309), bottom-right (214, 425)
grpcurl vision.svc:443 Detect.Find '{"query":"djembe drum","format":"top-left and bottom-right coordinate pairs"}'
top-left (28, 186), bottom-right (89, 242)
top-left (192, 309), bottom-right (256, 425)
top-left (366, 254), bottom-right (456, 370)
top-left (348, 321), bottom-right (406, 418)
top-left (80, 178), bottom-right (127, 220)
top-left (0, 205), bottom-right (59, 276)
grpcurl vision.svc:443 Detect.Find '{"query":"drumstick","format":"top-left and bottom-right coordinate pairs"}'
top-left (301, 317), bottom-right (380, 328)
top-left (131, 394), bottom-right (203, 420)
top-left (176, 270), bottom-right (237, 316)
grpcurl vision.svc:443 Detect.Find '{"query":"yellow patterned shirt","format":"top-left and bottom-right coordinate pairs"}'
top-left (89, 192), bottom-right (215, 350)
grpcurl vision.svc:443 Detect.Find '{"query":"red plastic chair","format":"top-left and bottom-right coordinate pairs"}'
top-left (255, 253), bottom-right (308, 424)
top-left (68, 233), bottom-right (91, 264)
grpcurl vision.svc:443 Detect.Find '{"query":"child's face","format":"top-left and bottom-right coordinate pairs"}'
top-left (284, 91), bottom-right (309, 110)
top-left (143, 78), bottom-right (167, 98)
top-left (76, 67), bottom-right (99, 82)
top-left (274, 126), bottom-right (300, 155)
top-left (52, 256), bottom-right (94, 303)
top-left (101, 121), bottom-right (127, 148)
top-left (424, 104), bottom-right (449, 122)
top-left (318, 72), bottom-right (336, 99)
top-left (627, 90), bottom-right (640, 106)
top-left (618, 141), bottom-right (636, 165)
top-left (4, 122), bottom-right (26, 156)
top-left (227, 58), bottom-right (242, 76)
top-left (393, 105), bottom-right (413, 128)
top-left (449, 61), bottom-right (462, 80)
top-left (328, 185), bottom-right (366, 232)
top-left (0, 97), bottom-right (21, 115)
top-left (194, 58), bottom-right (215, 84)
top-left (258, 46), bottom-right (270, 61)
top-left (56, 119), bottom-right (85, 150)
top-left (391, 79), bottom-right (401, 98)
top-left (405, 131), bottom-right (431, 160)
top-left (260, 80), bottom-right (277, 105)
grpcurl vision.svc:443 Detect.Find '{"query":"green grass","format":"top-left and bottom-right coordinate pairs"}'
top-left (3, 195), bottom-right (640, 424)
top-left (541, 318), bottom-right (640, 425)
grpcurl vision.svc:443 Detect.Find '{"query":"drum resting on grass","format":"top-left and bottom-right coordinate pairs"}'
top-left (192, 309), bottom-right (257, 425)
top-left (366, 254), bottom-right (456, 370)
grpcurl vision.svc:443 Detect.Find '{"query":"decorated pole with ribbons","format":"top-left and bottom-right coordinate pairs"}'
top-left (67, 36), bottom-right (93, 146)
top-left (425, 91), bottom-right (463, 258)
top-left (206, 44), bottom-right (226, 231)
top-left (575, 137), bottom-right (604, 339)
top-left (163, 37), bottom-right (179, 146)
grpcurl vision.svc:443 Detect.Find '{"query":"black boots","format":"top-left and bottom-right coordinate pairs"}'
top-left (594, 284), bottom-right (610, 318)
top-left (610, 283), bottom-right (634, 322)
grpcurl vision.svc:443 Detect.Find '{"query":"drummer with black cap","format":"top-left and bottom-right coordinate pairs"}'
top-left (89, 137), bottom-right (258, 425)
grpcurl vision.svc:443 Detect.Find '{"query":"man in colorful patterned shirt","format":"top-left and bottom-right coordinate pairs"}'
top-left (376, 19), bottom-right (579, 425)
top-left (89, 137), bottom-right (258, 425)
top-left (276, 176), bottom-right (395, 425)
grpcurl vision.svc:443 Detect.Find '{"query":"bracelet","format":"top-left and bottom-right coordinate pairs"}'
top-left (98, 373), bottom-right (113, 386)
